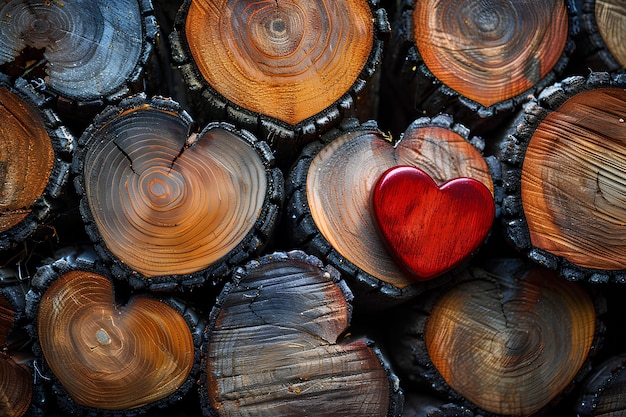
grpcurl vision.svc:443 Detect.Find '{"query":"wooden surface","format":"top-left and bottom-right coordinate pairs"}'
top-left (521, 88), bottom-right (626, 271)
top-left (33, 265), bottom-right (197, 413)
top-left (411, 0), bottom-right (569, 108)
top-left (74, 95), bottom-right (282, 289)
top-left (305, 118), bottom-right (493, 291)
top-left (203, 251), bottom-right (401, 416)
top-left (0, 0), bottom-right (156, 103)
top-left (372, 166), bottom-right (494, 280)
top-left (178, 0), bottom-right (375, 126)
top-left (594, 0), bottom-right (626, 68)
top-left (576, 353), bottom-right (626, 416)
top-left (0, 85), bottom-right (54, 233)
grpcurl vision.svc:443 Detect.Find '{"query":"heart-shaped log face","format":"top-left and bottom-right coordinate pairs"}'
top-left (37, 270), bottom-right (195, 410)
top-left (183, 0), bottom-right (374, 125)
top-left (425, 268), bottom-right (596, 416)
top-left (79, 106), bottom-right (267, 278)
top-left (0, 0), bottom-right (150, 100)
top-left (372, 166), bottom-right (494, 280)
top-left (413, 0), bottom-right (569, 107)
top-left (205, 253), bottom-right (395, 416)
top-left (0, 86), bottom-right (54, 232)
top-left (307, 125), bottom-right (493, 289)
top-left (0, 294), bottom-right (32, 417)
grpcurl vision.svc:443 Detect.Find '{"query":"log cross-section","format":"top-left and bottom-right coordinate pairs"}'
top-left (202, 251), bottom-right (403, 417)
top-left (73, 94), bottom-right (283, 290)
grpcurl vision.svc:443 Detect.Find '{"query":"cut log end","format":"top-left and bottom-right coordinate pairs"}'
top-left (412, 0), bottom-right (570, 108)
top-left (594, 0), bottom-right (626, 68)
top-left (202, 251), bottom-right (402, 416)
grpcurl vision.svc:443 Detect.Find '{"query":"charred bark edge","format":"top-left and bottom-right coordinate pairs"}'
top-left (394, 0), bottom-right (579, 119)
top-left (0, 75), bottom-right (74, 252)
top-left (71, 93), bottom-right (284, 292)
top-left (388, 261), bottom-right (605, 417)
top-left (199, 249), bottom-right (404, 417)
top-left (575, 353), bottom-right (626, 416)
top-left (24, 246), bottom-right (203, 417)
top-left (498, 71), bottom-right (626, 283)
top-left (168, 0), bottom-right (391, 164)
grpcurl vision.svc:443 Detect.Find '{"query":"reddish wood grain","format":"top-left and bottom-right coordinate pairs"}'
top-left (372, 166), bottom-right (494, 280)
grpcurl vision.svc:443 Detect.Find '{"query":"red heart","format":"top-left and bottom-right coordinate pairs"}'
top-left (371, 166), bottom-right (494, 281)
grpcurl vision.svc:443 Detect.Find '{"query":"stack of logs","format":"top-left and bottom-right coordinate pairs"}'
top-left (1, 0), bottom-right (625, 416)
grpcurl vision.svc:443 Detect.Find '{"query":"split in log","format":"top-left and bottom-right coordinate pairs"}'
top-left (201, 250), bottom-right (403, 417)
top-left (499, 71), bottom-right (626, 283)
top-left (576, 353), bottom-right (626, 416)
top-left (72, 94), bottom-right (284, 291)
top-left (580, 0), bottom-right (626, 72)
top-left (25, 248), bottom-right (201, 416)
top-left (388, 258), bottom-right (600, 417)
top-left (379, 0), bottom-right (576, 135)
top-left (0, 0), bottom-right (158, 114)
top-left (169, 0), bottom-right (390, 165)
top-left (0, 285), bottom-right (32, 417)
top-left (0, 75), bottom-right (73, 251)
top-left (285, 116), bottom-right (496, 308)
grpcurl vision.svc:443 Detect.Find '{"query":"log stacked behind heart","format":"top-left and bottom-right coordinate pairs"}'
top-left (25, 248), bottom-right (202, 416)
top-left (499, 71), bottom-right (626, 283)
top-left (0, 0), bottom-right (158, 122)
top-left (72, 94), bottom-right (283, 291)
top-left (169, 0), bottom-right (390, 166)
top-left (0, 75), bottom-right (73, 251)
top-left (378, 0), bottom-right (577, 136)
top-left (285, 115), bottom-right (497, 308)
top-left (388, 258), bottom-right (602, 417)
top-left (576, 353), bottom-right (626, 416)
top-left (201, 250), bottom-right (403, 417)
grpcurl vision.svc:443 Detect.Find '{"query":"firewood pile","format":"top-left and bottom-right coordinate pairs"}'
top-left (0, 0), bottom-right (625, 416)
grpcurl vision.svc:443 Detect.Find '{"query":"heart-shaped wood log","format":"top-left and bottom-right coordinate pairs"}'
top-left (35, 269), bottom-right (195, 412)
top-left (371, 166), bottom-right (494, 280)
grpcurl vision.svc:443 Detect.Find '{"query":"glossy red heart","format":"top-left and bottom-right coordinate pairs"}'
top-left (372, 166), bottom-right (494, 281)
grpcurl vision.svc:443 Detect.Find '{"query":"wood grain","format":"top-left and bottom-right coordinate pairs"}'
top-left (595, 0), bottom-right (626, 68)
top-left (0, 85), bottom-right (54, 233)
top-left (182, 0), bottom-right (374, 125)
top-left (425, 267), bottom-right (596, 416)
top-left (521, 88), bottom-right (626, 270)
top-left (203, 251), bottom-right (399, 416)
top-left (412, 0), bottom-right (569, 107)
top-left (307, 122), bottom-right (493, 289)
top-left (36, 270), bottom-right (195, 411)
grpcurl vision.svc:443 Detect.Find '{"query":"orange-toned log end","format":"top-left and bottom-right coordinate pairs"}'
top-left (305, 118), bottom-right (493, 290)
top-left (0, 294), bottom-right (32, 417)
top-left (36, 270), bottom-right (195, 412)
top-left (425, 268), bottom-right (596, 416)
top-left (595, 0), bottom-right (626, 68)
top-left (203, 251), bottom-right (401, 416)
top-left (521, 88), bottom-right (626, 271)
top-left (184, 0), bottom-right (374, 125)
top-left (77, 97), bottom-right (272, 282)
top-left (413, 0), bottom-right (569, 107)
top-left (0, 86), bottom-right (54, 233)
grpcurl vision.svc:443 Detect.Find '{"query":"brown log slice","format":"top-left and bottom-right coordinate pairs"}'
top-left (201, 250), bottom-right (403, 417)
top-left (499, 71), bottom-right (626, 283)
top-left (384, 0), bottom-right (576, 122)
top-left (0, 0), bottom-right (157, 109)
top-left (580, 0), bottom-right (626, 72)
top-left (0, 286), bottom-right (32, 417)
top-left (388, 259), bottom-right (600, 417)
top-left (0, 75), bottom-right (73, 250)
top-left (25, 249), bottom-right (201, 416)
top-left (169, 0), bottom-right (390, 164)
top-left (576, 353), bottom-right (626, 416)
top-left (285, 116), bottom-right (497, 308)
top-left (72, 94), bottom-right (283, 291)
